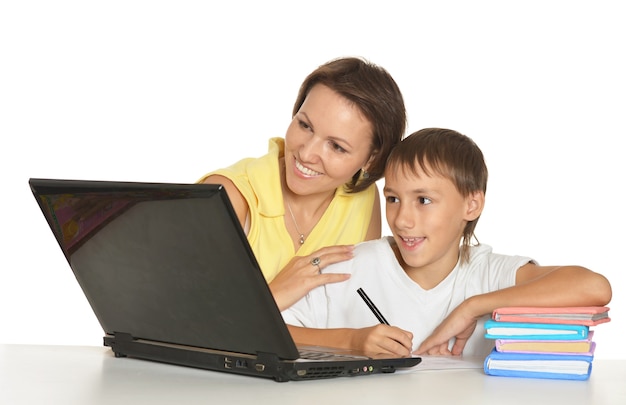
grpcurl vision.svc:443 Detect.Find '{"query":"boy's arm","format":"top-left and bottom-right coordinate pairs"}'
top-left (286, 324), bottom-right (414, 357)
top-left (484, 263), bottom-right (611, 310)
top-left (414, 264), bottom-right (612, 355)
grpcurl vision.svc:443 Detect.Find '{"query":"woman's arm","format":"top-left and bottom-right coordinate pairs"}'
top-left (201, 175), bottom-right (248, 229)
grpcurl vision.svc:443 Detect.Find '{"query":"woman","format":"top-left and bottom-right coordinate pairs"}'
top-left (199, 56), bottom-right (407, 310)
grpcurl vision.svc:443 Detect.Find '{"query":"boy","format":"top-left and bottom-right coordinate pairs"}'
top-left (281, 128), bottom-right (612, 357)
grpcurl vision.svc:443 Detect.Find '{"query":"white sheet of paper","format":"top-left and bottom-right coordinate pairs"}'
top-left (398, 355), bottom-right (484, 373)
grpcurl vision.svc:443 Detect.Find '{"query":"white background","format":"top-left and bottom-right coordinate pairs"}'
top-left (1, 1), bottom-right (624, 358)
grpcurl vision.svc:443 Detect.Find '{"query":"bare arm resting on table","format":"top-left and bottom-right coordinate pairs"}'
top-left (414, 263), bottom-right (612, 356)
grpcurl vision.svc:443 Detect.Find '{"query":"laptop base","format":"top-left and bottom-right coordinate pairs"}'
top-left (104, 333), bottom-right (419, 382)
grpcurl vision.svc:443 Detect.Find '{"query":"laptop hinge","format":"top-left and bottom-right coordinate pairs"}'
top-left (112, 332), bottom-right (135, 342)
top-left (103, 332), bottom-right (136, 357)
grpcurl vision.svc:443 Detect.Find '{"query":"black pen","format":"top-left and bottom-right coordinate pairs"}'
top-left (357, 287), bottom-right (390, 325)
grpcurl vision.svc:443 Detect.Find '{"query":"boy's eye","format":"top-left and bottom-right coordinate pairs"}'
top-left (385, 196), bottom-right (399, 204)
top-left (419, 197), bottom-right (432, 205)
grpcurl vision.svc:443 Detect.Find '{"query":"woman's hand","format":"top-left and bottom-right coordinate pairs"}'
top-left (269, 245), bottom-right (354, 311)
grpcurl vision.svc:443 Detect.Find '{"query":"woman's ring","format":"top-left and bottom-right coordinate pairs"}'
top-left (311, 257), bottom-right (321, 273)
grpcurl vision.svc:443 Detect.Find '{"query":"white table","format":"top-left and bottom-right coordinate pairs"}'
top-left (1, 344), bottom-right (624, 405)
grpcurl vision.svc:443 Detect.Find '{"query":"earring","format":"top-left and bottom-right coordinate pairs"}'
top-left (362, 169), bottom-right (370, 179)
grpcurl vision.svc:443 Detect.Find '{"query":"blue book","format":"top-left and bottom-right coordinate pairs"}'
top-left (483, 348), bottom-right (593, 380)
top-left (484, 319), bottom-right (589, 340)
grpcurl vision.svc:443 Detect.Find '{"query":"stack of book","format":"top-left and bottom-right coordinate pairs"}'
top-left (483, 306), bottom-right (611, 380)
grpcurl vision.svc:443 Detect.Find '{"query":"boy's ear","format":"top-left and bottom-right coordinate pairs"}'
top-left (464, 191), bottom-right (485, 221)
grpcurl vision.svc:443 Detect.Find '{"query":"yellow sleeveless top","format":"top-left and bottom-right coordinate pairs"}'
top-left (198, 137), bottom-right (376, 282)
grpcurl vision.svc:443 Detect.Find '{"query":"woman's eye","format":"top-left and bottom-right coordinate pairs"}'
top-left (419, 197), bottom-right (432, 205)
top-left (330, 141), bottom-right (347, 153)
top-left (298, 120), bottom-right (311, 130)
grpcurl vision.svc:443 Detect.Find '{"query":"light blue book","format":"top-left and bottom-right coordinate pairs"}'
top-left (484, 348), bottom-right (593, 380)
top-left (484, 320), bottom-right (589, 340)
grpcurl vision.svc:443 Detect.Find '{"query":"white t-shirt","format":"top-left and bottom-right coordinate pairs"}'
top-left (281, 237), bottom-right (534, 357)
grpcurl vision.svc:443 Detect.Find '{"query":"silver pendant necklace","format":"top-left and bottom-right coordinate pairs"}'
top-left (286, 200), bottom-right (305, 244)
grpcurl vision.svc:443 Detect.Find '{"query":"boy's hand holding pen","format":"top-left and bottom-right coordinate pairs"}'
top-left (357, 288), bottom-right (414, 356)
top-left (357, 288), bottom-right (389, 325)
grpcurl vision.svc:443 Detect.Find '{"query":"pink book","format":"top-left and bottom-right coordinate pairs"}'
top-left (491, 306), bottom-right (610, 326)
top-left (495, 331), bottom-right (595, 355)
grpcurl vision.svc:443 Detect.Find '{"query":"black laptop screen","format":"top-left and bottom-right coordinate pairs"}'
top-left (29, 179), bottom-right (300, 360)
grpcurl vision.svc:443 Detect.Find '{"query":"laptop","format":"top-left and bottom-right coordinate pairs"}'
top-left (29, 178), bottom-right (421, 382)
